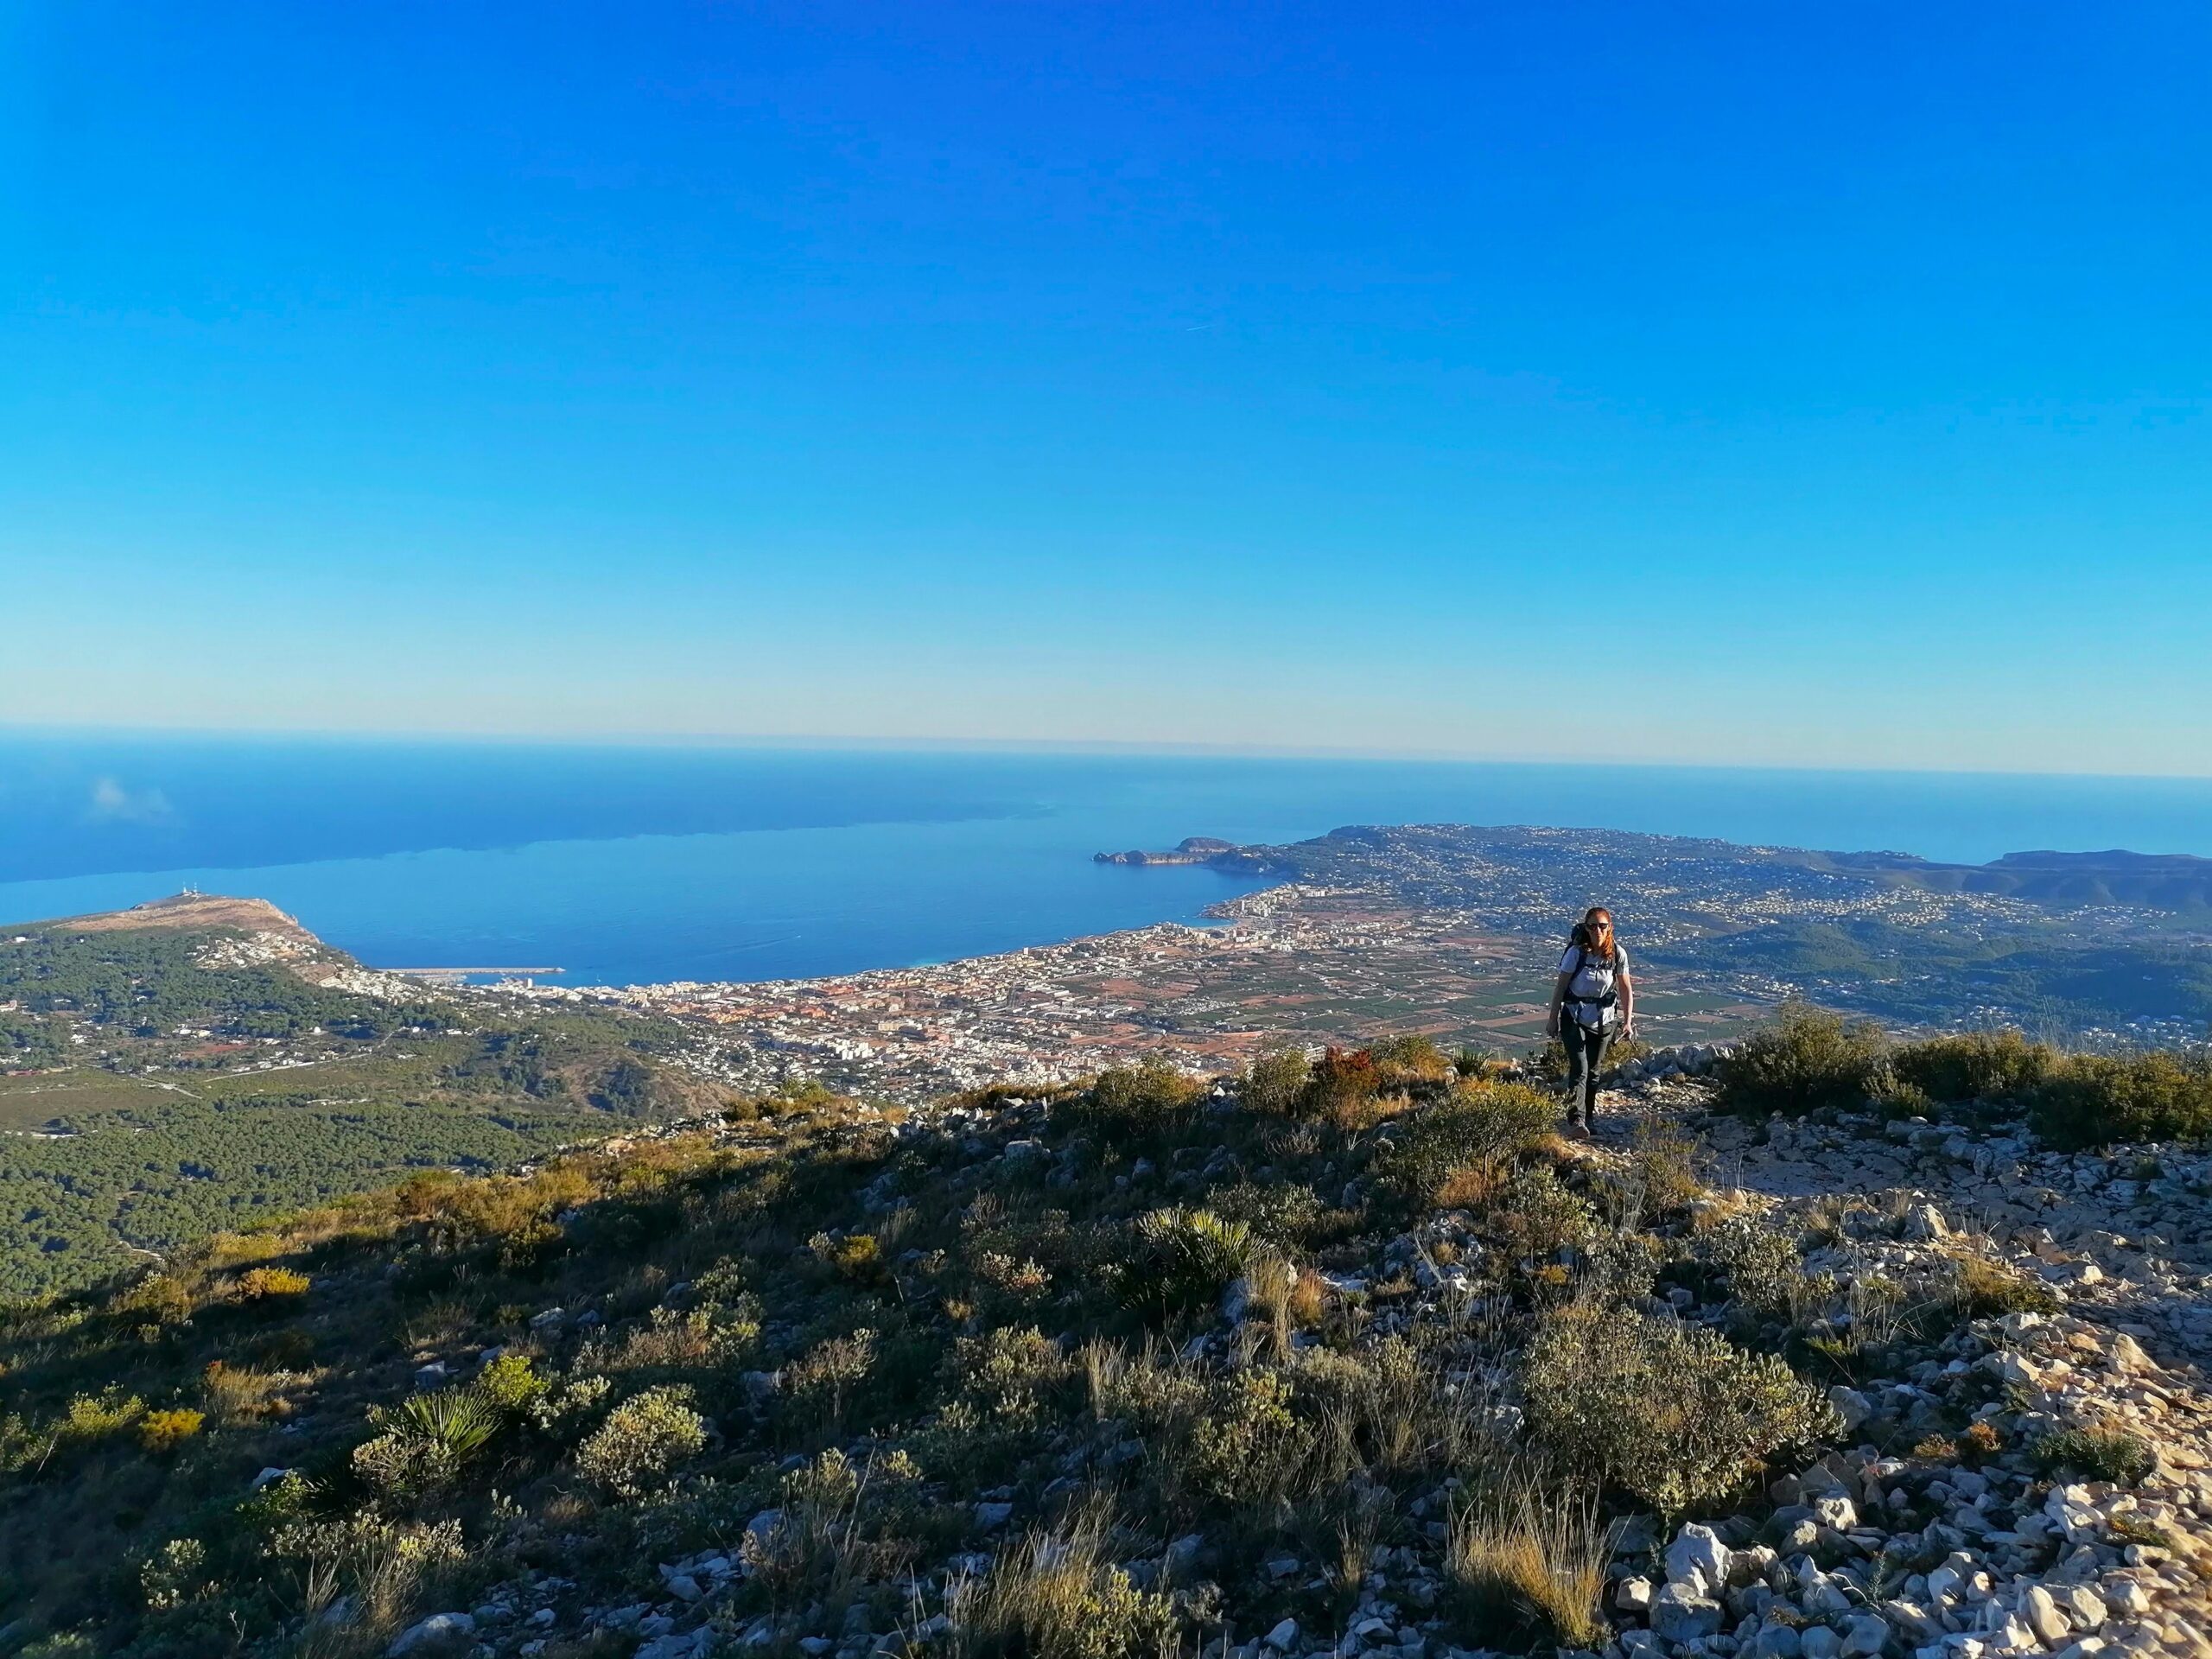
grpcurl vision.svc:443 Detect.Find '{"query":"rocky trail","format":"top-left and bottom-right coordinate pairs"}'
top-left (1556, 1058), bottom-right (2212, 1659)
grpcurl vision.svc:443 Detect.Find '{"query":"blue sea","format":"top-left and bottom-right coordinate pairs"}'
top-left (1, 734), bottom-right (2208, 987)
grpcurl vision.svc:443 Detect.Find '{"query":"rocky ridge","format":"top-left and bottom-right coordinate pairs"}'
top-left (391, 1054), bottom-right (2209, 1659)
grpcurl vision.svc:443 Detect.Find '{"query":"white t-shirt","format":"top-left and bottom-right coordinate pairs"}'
top-left (1559, 942), bottom-right (1628, 1027)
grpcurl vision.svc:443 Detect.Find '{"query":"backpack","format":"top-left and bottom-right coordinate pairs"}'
top-left (1563, 942), bottom-right (1621, 1029)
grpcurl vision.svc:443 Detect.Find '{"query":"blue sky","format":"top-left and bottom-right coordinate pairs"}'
top-left (3, 3), bottom-right (2209, 773)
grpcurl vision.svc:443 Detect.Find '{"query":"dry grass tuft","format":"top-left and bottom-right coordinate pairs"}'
top-left (1447, 1479), bottom-right (1615, 1649)
top-left (942, 1503), bottom-right (1179, 1659)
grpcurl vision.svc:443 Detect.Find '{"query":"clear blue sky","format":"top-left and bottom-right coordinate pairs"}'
top-left (4, 3), bottom-right (2209, 772)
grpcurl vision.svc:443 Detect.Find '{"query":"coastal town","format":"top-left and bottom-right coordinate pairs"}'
top-left (464, 823), bottom-right (2212, 1103)
top-left (485, 878), bottom-right (1766, 1102)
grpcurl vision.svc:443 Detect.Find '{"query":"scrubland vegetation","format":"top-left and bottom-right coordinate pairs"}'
top-left (4, 1017), bottom-right (2158, 1659)
top-left (1713, 1003), bottom-right (2212, 1149)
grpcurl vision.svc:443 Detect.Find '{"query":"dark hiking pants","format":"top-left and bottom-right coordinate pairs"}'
top-left (1561, 1020), bottom-right (1613, 1124)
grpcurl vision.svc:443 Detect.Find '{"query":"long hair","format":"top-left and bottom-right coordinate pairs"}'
top-left (1580, 906), bottom-right (1616, 961)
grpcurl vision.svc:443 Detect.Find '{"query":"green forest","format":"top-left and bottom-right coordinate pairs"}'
top-left (0, 1096), bottom-right (609, 1298)
top-left (0, 926), bottom-right (442, 1065)
top-left (0, 920), bottom-right (724, 1298)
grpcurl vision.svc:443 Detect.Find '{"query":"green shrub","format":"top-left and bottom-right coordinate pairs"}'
top-left (785, 1329), bottom-right (880, 1426)
top-left (575, 1385), bottom-right (707, 1498)
top-left (474, 1351), bottom-right (550, 1415)
top-left (955, 1325), bottom-right (1071, 1427)
top-left (1205, 1179), bottom-right (1325, 1246)
top-left (352, 1389), bottom-right (500, 1497)
top-left (1716, 1003), bottom-right (1886, 1116)
top-left (1702, 1216), bottom-right (1832, 1325)
top-left (61, 1388), bottom-right (146, 1443)
top-left (1118, 1208), bottom-right (1260, 1324)
top-left (1241, 1046), bottom-right (1312, 1115)
top-left (136, 1536), bottom-right (208, 1611)
top-left (1574, 1230), bottom-right (1664, 1307)
top-left (1376, 1081), bottom-right (1557, 1204)
top-left (2030, 1051), bottom-right (2212, 1150)
top-left (2032, 1424), bottom-right (2155, 1485)
top-left (1369, 1033), bottom-right (1454, 1089)
top-left (1181, 1368), bottom-right (1314, 1507)
top-left (1491, 1165), bottom-right (1598, 1265)
top-left (1077, 1058), bottom-right (1205, 1135)
top-left (1523, 1306), bottom-right (1840, 1515)
top-left (1890, 1029), bottom-right (2056, 1103)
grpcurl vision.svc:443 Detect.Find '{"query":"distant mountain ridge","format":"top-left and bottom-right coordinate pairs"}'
top-left (1785, 847), bottom-right (2212, 912)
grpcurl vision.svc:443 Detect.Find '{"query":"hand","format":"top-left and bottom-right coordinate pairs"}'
top-left (1619, 1020), bottom-right (1637, 1042)
top-left (1545, 1020), bottom-right (1559, 1039)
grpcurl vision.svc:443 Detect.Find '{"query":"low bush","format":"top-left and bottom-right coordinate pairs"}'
top-left (1376, 1080), bottom-right (1556, 1205)
top-left (1702, 1216), bottom-right (1832, 1325)
top-left (60, 1388), bottom-right (146, 1443)
top-left (954, 1325), bottom-right (1071, 1428)
top-left (1184, 1368), bottom-right (1315, 1508)
top-left (137, 1408), bottom-right (205, 1454)
top-left (1889, 1029), bottom-right (2056, 1104)
top-left (785, 1329), bottom-right (880, 1427)
top-left (1240, 1045), bottom-right (1312, 1115)
top-left (474, 1351), bottom-right (550, 1414)
top-left (1716, 1003), bottom-right (1886, 1116)
top-left (1491, 1165), bottom-right (1598, 1266)
top-left (1368, 1033), bottom-right (1455, 1089)
top-left (136, 1535), bottom-right (210, 1611)
top-left (1204, 1179), bottom-right (1325, 1246)
top-left (236, 1267), bottom-right (311, 1301)
top-left (1522, 1306), bottom-right (1840, 1515)
top-left (1303, 1046), bottom-right (1383, 1126)
top-left (574, 1385), bottom-right (708, 1498)
top-left (2030, 1051), bottom-right (2212, 1150)
top-left (2032, 1424), bottom-right (2155, 1485)
top-left (1076, 1058), bottom-right (1205, 1135)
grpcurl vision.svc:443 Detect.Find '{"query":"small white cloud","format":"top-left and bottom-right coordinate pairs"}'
top-left (85, 776), bottom-right (177, 825)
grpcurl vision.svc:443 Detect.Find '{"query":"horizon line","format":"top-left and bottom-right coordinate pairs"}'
top-left (3, 719), bottom-right (2211, 787)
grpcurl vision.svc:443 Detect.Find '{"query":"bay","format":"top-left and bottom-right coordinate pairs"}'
top-left (1, 736), bottom-right (2207, 986)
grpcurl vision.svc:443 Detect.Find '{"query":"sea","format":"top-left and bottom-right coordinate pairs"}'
top-left (2, 734), bottom-right (2209, 988)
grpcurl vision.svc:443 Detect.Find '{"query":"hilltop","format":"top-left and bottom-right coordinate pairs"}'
top-left (42, 893), bottom-right (315, 938)
top-left (0, 898), bottom-right (735, 1297)
top-left (0, 1018), bottom-right (2207, 1659)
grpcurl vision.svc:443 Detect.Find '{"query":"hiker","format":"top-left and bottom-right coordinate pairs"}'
top-left (1546, 906), bottom-right (1634, 1133)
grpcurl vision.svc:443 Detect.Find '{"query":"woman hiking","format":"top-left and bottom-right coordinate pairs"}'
top-left (1546, 906), bottom-right (1634, 1134)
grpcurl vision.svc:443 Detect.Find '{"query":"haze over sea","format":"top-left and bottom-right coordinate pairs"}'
top-left (3, 735), bottom-right (2209, 988)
